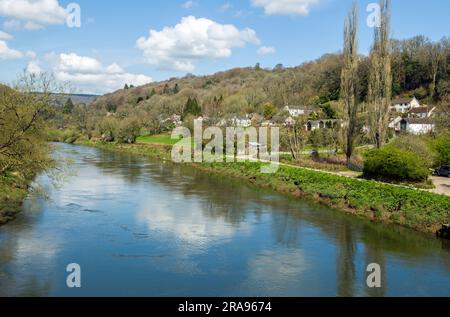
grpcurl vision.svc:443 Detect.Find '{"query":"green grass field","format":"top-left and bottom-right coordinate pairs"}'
top-left (136, 134), bottom-right (181, 145)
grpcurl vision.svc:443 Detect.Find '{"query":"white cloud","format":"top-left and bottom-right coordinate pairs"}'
top-left (0, 32), bottom-right (36, 61)
top-left (27, 59), bottom-right (41, 74)
top-left (24, 21), bottom-right (45, 30)
top-left (105, 63), bottom-right (124, 74)
top-left (257, 46), bottom-right (275, 55)
top-left (56, 53), bottom-right (103, 73)
top-left (0, 0), bottom-right (67, 30)
top-left (0, 40), bottom-right (23, 59)
top-left (3, 19), bottom-right (21, 30)
top-left (25, 50), bottom-right (36, 59)
top-left (136, 16), bottom-right (260, 72)
top-left (182, 0), bottom-right (197, 9)
top-left (0, 30), bottom-right (12, 40)
top-left (47, 52), bottom-right (152, 94)
top-left (251, 0), bottom-right (320, 16)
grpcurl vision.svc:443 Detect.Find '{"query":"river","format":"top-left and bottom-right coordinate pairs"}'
top-left (1, 143), bottom-right (450, 296)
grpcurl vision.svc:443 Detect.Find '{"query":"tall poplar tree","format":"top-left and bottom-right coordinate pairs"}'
top-left (367, 0), bottom-right (392, 149)
top-left (340, 1), bottom-right (359, 164)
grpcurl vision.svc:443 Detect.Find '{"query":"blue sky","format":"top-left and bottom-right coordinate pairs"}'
top-left (0, 0), bottom-right (448, 94)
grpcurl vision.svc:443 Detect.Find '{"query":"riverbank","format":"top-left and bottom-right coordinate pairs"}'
top-left (0, 173), bottom-right (30, 225)
top-left (76, 140), bottom-right (450, 235)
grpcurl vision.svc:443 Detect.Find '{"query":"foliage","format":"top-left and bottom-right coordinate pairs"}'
top-left (319, 103), bottom-right (337, 119)
top-left (207, 161), bottom-right (449, 232)
top-left (106, 102), bottom-right (117, 113)
top-left (63, 98), bottom-right (74, 114)
top-left (0, 73), bottom-right (59, 179)
top-left (390, 135), bottom-right (436, 168)
top-left (98, 117), bottom-right (118, 142)
top-left (430, 132), bottom-right (450, 166)
top-left (47, 128), bottom-right (81, 144)
top-left (363, 146), bottom-right (429, 182)
top-left (116, 117), bottom-right (141, 144)
top-left (183, 97), bottom-right (202, 117)
top-left (263, 102), bottom-right (277, 120)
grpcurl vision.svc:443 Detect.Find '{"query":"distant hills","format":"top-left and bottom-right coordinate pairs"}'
top-left (65, 93), bottom-right (99, 104)
top-left (1, 84), bottom-right (99, 105)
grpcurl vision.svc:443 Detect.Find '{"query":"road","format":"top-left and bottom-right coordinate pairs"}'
top-left (431, 176), bottom-right (450, 196)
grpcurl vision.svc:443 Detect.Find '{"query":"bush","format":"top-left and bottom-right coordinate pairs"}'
top-left (46, 129), bottom-right (81, 143)
top-left (390, 135), bottom-right (436, 168)
top-left (363, 146), bottom-right (429, 182)
top-left (430, 132), bottom-right (450, 166)
top-left (98, 117), bottom-right (118, 142)
top-left (116, 118), bottom-right (141, 144)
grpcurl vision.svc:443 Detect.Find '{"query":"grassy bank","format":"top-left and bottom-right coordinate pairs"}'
top-left (0, 173), bottom-right (30, 225)
top-left (77, 140), bottom-right (450, 235)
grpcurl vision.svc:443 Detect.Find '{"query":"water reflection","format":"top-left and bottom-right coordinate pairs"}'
top-left (0, 143), bottom-right (450, 296)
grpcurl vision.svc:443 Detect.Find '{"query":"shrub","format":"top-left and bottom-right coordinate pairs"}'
top-left (430, 132), bottom-right (450, 166)
top-left (116, 118), bottom-right (141, 144)
top-left (390, 135), bottom-right (436, 168)
top-left (47, 128), bottom-right (81, 143)
top-left (98, 117), bottom-right (118, 142)
top-left (363, 146), bottom-right (429, 182)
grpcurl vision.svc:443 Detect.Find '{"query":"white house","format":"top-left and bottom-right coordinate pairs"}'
top-left (284, 106), bottom-right (310, 118)
top-left (389, 116), bottom-right (403, 132)
top-left (400, 118), bottom-right (435, 135)
top-left (230, 116), bottom-right (252, 127)
top-left (390, 97), bottom-right (421, 113)
top-left (407, 106), bottom-right (436, 119)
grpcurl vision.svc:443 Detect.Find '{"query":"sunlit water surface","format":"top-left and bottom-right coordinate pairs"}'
top-left (1, 143), bottom-right (450, 296)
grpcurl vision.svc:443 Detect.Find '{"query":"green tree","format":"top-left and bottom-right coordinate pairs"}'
top-left (98, 117), bottom-right (118, 142)
top-left (148, 88), bottom-right (156, 99)
top-left (173, 83), bottom-right (180, 94)
top-left (163, 84), bottom-right (170, 94)
top-left (320, 103), bottom-right (337, 119)
top-left (116, 117), bottom-right (141, 144)
top-left (390, 135), bottom-right (436, 168)
top-left (431, 132), bottom-right (450, 166)
top-left (106, 102), bottom-right (117, 113)
top-left (63, 97), bottom-right (75, 114)
top-left (0, 73), bottom-right (60, 178)
top-left (183, 97), bottom-right (202, 117)
top-left (263, 102), bottom-right (277, 120)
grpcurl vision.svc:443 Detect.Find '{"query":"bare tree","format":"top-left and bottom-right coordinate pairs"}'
top-left (283, 118), bottom-right (307, 161)
top-left (340, 1), bottom-right (359, 164)
top-left (427, 42), bottom-right (446, 100)
top-left (367, 0), bottom-right (392, 149)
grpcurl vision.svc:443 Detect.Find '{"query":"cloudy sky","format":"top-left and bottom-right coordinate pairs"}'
top-left (0, 0), bottom-right (448, 94)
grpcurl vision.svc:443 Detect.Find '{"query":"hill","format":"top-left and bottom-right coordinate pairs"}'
top-left (67, 94), bottom-right (99, 104)
top-left (91, 35), bottom-right (449, 123)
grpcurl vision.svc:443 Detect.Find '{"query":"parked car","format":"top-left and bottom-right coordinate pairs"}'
top-left (433, 165), bottom-right (450, 177)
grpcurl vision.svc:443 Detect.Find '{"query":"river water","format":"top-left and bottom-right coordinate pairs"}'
top-left (1, 143), bottom-right (450, 296)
